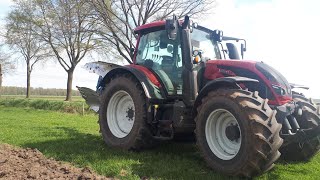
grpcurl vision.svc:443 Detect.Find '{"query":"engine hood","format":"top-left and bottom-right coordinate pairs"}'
top-left (204, 59), bottom-right (292, 105)
top-left (206, 59), bottom-right (257, 70)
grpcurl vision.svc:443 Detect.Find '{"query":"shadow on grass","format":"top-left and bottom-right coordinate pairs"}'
top-left (23, 127), bottom-right (236, 180)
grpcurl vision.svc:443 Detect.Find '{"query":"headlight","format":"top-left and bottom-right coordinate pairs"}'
top-left (272, 84), bottom-right (286, 96)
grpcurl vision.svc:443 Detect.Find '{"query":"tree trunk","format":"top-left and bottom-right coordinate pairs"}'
top-left (26, 64), bottom-right (31, 98)
top-left (65, 68), bottom-right (74, 101)
top-left (0, 64), bottom-right (2, 97)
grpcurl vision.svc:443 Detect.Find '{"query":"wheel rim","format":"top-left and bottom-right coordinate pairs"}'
top-left (205, 109), bottom-right (242, 160)
top-left (107, 90), bottom-right (135, 138)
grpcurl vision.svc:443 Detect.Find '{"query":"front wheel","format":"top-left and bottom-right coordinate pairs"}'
top-left (195, 89), bottom-right (283, 177)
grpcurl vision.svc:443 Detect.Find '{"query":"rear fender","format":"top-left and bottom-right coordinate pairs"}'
top-left (192, 76), bottom-right (259, 117)
top-left (79, 62), bottom-right (164, 113)
top-left (98, 66), bottom-right (164, 102)
top-left (83, 61), bottom-right (163, 101)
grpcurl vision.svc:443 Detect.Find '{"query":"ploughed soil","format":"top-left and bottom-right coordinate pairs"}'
top-left (0, 144), bottom-right (112, 180)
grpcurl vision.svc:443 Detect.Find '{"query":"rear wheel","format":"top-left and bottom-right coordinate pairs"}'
top-left (280, 93), bottom-right (320, 161)
top-left (195, 89), bottom-right (283, 177)
top-left (99, 74), bottom-right (154, 150)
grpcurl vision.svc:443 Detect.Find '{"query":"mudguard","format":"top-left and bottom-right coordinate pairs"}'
top-left (192, 76), bottom-right (259, 117)
top-left (100, 68), bottom-right (163, 100)
top-left (80, 62), bottom-right (164, 112)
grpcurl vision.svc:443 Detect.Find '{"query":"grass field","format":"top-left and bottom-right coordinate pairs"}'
top-left (0, 95), bottom-right (84, 102)
top-left (0, 96), bottom-right (92, 114)
top-left (0, 107), bottom-right (320, 179)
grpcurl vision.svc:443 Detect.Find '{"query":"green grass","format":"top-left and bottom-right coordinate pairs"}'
top-left (0, 98), bottom-right (91, 114)
top-left (0, 107), bottom-right (319, 179)
top-left (0, 95), bottom-right (84, 102)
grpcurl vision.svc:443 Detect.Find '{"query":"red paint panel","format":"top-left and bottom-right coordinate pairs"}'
top-left (204, 59), bottom-right (291, 106)
top-left (204, 64), bottom-right (224, 79)
top-left (269, 96), bottom-right (292, 105)
top-left (206, 60), bottom-right (258, 73)
top-left (134, 21), bottom-right (165, 33)
top-left (127, 64), bottom-right (162, 88)
top-left (204, 60), bottom-right (257, 79)
top-left (134, 20), bottom-right (184, 34)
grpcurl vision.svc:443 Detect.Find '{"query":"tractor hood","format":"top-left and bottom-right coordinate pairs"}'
top-left (205, 60), bottom-right (292, 105)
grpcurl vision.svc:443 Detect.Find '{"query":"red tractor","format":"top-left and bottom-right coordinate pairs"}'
top-left (78, 16), bottom-right (320, 177)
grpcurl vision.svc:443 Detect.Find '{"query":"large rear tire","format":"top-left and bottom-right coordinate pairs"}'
top-left (280, 93), bottom-right (320, 161)
top-left (195, 89), bottom-right (283, 177)
top-left (99, 74), bottom-right (154, 150)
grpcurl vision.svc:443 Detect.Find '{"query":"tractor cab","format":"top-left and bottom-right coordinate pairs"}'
top-left (133, 19), bottom-right (223, 97)
top-left (133, 17), bottom-right (250, 100)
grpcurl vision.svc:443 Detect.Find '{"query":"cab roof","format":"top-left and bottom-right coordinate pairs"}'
top-left (134, 21), bottom-right (165, 34)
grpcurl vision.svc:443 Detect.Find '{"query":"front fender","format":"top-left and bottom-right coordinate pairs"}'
top-left (192, 76), bottom-right (259, 117)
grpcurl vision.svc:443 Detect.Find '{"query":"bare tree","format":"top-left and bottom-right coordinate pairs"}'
top-left (33, 0), bottom-right (98, 101)
top-left (91, 0), bottom-right (215, 64)
top-left (0, 48), bottom-right (14, 96)
top-left (5, 0), bottom-right (52, 98)
top-left (0, 63), bottom-right (4, 96)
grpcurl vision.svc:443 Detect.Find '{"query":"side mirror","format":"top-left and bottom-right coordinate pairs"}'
top-left (240, 44), bottom-right (245, 59)
top-left (240, 41), bottom-right (246, 59)
top-left (226, 43), bottom-right (240, 60)
top-left (166, 15), bottom-right (179, 40)
top-left (212, 30), bottom-right (223, 42)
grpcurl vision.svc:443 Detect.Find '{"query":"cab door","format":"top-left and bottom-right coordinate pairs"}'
top-left (135, 29), bottom-right (183, 96)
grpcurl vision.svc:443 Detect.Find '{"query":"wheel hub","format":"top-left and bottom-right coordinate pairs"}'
top-left (205, 109), bottom-right (242, 160)
top-left (225, 124), bottom-right (240, 141)
top-left (126, 107), bottom-right (134, 121)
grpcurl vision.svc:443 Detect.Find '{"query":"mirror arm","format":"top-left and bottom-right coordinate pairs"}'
top-left (130, 48), bottom-right (135, 58)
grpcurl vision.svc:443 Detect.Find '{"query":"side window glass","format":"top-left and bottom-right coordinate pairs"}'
top-left (136, 30), bottom-right (172, 68)
top-left (177, 46), bottom-right (182, 68)
top-left (191, 29), bottom-right (218, 61)
top-left (135, 30), bottom-right (182, 95)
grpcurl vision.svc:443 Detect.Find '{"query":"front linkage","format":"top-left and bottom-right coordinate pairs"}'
top-left (274, 93), bottom-right (320, 161)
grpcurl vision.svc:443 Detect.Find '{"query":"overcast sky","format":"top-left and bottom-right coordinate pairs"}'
top-left (1, 0), bottom-right (319, 98)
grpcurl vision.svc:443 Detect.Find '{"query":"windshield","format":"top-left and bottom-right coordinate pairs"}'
top-left (191, 28), bottom-right (221, 60)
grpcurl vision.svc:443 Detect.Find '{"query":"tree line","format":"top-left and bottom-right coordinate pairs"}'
top-left (0, 86), bottom-right (80, 96)
top-left (0, 0), bottom-right (215, 101)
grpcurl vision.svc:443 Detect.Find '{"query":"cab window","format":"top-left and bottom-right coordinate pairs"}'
top-left (136, 30), bottom-right (182, 95)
